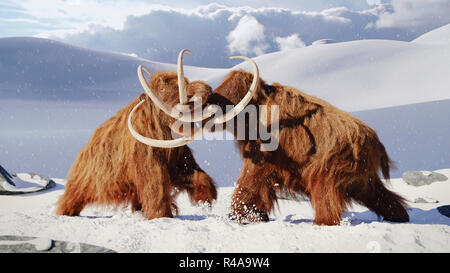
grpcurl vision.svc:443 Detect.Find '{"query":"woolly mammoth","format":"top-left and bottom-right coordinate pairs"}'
top-left (173, 51), bottom-right (410, 225)
top-left (56, 50), bottom-right (217, 219)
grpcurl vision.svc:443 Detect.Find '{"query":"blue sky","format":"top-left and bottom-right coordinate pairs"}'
top-left (1, 0), bottom-right (449, 67)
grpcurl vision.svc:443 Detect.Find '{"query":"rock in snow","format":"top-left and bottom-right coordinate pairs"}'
top-left (402, 171), bottom-right (448, 187)
top-left (413, 197), bottom-right (439, 204)
top-left (0, 235), bottom-right (116, 253)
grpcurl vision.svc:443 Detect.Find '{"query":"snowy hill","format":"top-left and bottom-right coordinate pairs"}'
top-left (413, 23), bottom-right (450, 45)
top-left (0, 37), bottom-right (226, 101)
top-left (0, 37), bottom-right (142, 101)
top-left (236, 39), bottom-right (450, 112)
top-left (2, 33), bottom-right (450, 111)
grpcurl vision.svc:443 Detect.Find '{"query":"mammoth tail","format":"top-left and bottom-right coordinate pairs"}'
top-left (370, 141), bottom-right (409, 222)
top-left (379, 143), bottom-right (394, 181)
top-left (348, 137), bottom-right (409, 223)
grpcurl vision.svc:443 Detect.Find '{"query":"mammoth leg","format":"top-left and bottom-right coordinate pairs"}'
top-left (56, 196), bottom-right (87, 216)
top-left (171, 170), bottom-right (217, 206)
top-left (309, 177), bottom-right (347, 226)
top-left (130, 193), bottom-right (142, 212)
top-left (171, 148), bottom-right (217, 206)
top-left (136, 164), bottom-right (174, 220)
top-left (348, 176), bottom-right (409, 223)
top-left (188, 170), bottom-right (217, 205)
top-left (229, 165), bottom-right (278, 223)
top-left (56, 181), bottom-right (91, 216)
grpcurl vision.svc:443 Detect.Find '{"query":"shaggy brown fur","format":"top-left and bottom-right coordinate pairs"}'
top-left (56, 72), bottom-right (217, 219)
top-left (205, 70), bottom-right (409, 225)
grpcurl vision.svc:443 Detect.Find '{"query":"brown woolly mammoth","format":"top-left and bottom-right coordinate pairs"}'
top-left (56, 50), bottom-right (217, 220)
top-left (172, 51), bottom-right (410, 226)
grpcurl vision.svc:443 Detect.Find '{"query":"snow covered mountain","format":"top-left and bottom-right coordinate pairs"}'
top-left (413, 23), bottom-right (450, 45)
top-left (239, 34), bottom-right (450, 112)
top-left (1, 24), bottom-right (449, 109)
top-left (0, 37), bottom-right (226, 101)
top-left (0, 37), bottom-right (142, 101)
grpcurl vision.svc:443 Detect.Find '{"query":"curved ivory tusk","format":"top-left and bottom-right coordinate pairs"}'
top-left (175, 49), bottom-right (220, 122)
top-left (213, 56), bottom-right (259, 124)
top-left (170, 119), bottom-right (206, 138)
top-left (127, 99), bottom-right (205, 148)
top-left (137, 65), bottom-right (184, 119)
top-left (137, 51), bottom-right (219, 123)
top-left (173, 102), bottom-right (221, 123)
top-left (177, 49), bottom-right (192, 104)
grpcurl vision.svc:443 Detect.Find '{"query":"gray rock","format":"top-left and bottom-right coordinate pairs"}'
top-left (413, 197), bottom-right (439, 203)
top-left (0, 235), bottom-right (116, 253)
top-left (0, 171), bottom-right (56, 195)
top-left (402, 171), bottom-right (448, 187)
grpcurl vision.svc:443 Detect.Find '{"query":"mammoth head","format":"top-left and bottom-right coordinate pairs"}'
top-left (128, 49), bottom-right (259, 148)
top-left (144, 71), bottom-right (211, 114)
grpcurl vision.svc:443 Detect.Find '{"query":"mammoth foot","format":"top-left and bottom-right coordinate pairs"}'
top-left (228, 205), bottom-right (269, 224)
top-left (191, 185), bottom-right (217, 206)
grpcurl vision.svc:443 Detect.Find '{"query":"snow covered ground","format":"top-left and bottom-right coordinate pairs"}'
top-left (0, 169), bottom-right (449, 253)
top-left (1, 24), bottom-right (450, 252)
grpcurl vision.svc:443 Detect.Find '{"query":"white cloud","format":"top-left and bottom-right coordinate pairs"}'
top-left (47, 5), bottom-right (359, 67)
top-left (12, 0), bottom-right (162, 35)
top-left (227, 15), bottom-right (268, 55)
top-left (275, 34), bottom-right (306, 51)
top-left (375, 0), bottom-right (450, 31)
top-left (366, 0), bottom-right (382, 5)
top-left (18, 1), bottom-right (447, 68)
